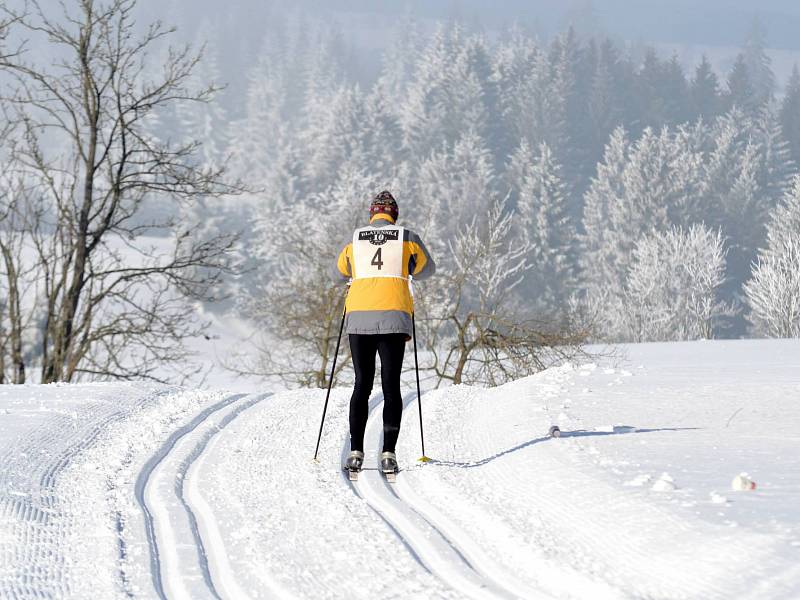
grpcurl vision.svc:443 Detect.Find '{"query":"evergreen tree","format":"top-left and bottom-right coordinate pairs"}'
top-left (516, 143), bottom-right (577, 306)
top-left (742, 18), bottom-right (775, 105)
top-left (176, 25), bottom-right (230, 170)
top-left (635, 49), bottom-right (667, 130)
top-left (504, 138), bottom-right (536, 212)
top-left (228, 52), bottom-right (286, 187)
top-left (690, 55), bottom-right (721, 121)
top-left (580, 127), bottom-right (631, 296)
top-left (588, 41), bottom-right (624, 157)
top-left (413, 131), bottom-right (496, 250)
top-left (725, 54), bottom-right (757, 115)
top-left (779, 65), bottom-right (800, 165)
top-left (662, 55), bottom-right (691, 124)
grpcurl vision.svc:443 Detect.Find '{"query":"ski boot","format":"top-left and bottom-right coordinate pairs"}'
top-left (344, 450), bottom-right (364, 481)
top-left (548, 425), bottom-right (561, 438)
top-left (380, 451), bottom-right (399, 483)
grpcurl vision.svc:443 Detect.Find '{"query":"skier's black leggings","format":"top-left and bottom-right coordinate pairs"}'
top-left (348, 333), bottom-right (406, 453)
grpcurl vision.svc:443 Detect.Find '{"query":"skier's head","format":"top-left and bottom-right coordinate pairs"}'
top-left (370, 190), bottom-right (398, 223)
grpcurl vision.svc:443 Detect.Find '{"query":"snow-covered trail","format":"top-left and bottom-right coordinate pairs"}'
top-left (352, 393), bottom-right (540, 600)
top-left (194, 339), bottom-right (800, 599)
top-left (136, 391), bottom-right (272, 600)
top-left (1, 339), bottom-right (799, 598)
top-left (0, 384), bottom-right (270, 599)
top-left (0, 383), bottom-right (171, 598)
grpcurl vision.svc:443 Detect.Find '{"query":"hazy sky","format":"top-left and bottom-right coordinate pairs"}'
top-left (154, 0), bottom-right (800, 49)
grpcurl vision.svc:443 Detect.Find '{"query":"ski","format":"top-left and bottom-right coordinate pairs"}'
top-left (383, 470), bottom-right (397, 483)
top-left (342, 466), bottom-right (361, 481)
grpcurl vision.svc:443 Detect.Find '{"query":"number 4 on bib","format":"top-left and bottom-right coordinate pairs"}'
top-left (371, 248), bottom-right (384, 270)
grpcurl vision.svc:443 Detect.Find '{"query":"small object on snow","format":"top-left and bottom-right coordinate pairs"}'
top-left (548, 425), bottom-right (561, 438)
top-left (731, 474), bottom-right (756, 491)
top-left (652, 473), bottom-right (677, 492)
top-left (381, 451), bottom-right (399, 483)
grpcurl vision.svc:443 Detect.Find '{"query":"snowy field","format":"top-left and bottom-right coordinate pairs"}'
top-left (1, 339), bottom-right (799, 599)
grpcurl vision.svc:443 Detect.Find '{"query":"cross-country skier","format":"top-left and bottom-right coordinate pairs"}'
top-left (333, 191), bottom-right (435, 478)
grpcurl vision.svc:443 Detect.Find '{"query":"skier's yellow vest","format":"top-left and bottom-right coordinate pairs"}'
top-left (336, 218), bottom-right (431, 317)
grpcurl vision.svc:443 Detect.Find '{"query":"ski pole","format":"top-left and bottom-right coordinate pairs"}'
top-left (412, 311), bottom-right (430, 462)
top-left (313, 304), bottom-right (347, 462)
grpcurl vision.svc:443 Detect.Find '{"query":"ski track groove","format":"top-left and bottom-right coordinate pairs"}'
top-left (345, 391), bottom-right (523, 600)
top-left (0, 386), bottom-right (177, 600)
top-left (177, 392), bottom-right (273, 600)
top-left (338, 394), bottom-right (433, 575)
top-left (134, 391), bottom-right (260, 600)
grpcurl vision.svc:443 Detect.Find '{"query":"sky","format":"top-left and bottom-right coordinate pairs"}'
top-left (152, 0), bottom-right (800, 49)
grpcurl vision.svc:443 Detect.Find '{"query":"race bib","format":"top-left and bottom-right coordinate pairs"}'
top-left (352, 226), bottom-right (405, 279)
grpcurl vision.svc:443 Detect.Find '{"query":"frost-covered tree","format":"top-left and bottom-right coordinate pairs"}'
top-left (765, 175), bottom-right (800, 252)
top-left (705, 107), bottom-right (793, 294)
top-left (580, 127), bottom-right (630, 297)
top-left (413, 131), bottom-right (496, 247)
top-left (744, 237), bottom-right (800, 338)
top-left (176, 25), bottom-right (230, 170)
top-left (622, 225), bottom-right (733, 341)
top-left (741, 18), bottom-right (775, 106)
top-left (588, 40), bottom-right (625, 161)
top-left (228, 52), bottom-right (287, 187)
top-left (401, 27), bottom-right (494, 157)
top-left (780, 65), bottom-right (800, 165)
top-left (580, 125), bottom-right (706, 300)
top-left (515, 142), bottom-right (577, 307)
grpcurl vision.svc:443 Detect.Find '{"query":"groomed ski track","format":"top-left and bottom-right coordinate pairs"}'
top-left (134, 391), bottom-right (273, 600)
top-left (346, 393), bottom-right (544, 600)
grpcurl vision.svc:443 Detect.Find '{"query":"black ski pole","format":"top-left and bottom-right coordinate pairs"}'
top-left (313, 306), bottom-right (347, 462)
top-left (412, 311), bottom-right (430, 462)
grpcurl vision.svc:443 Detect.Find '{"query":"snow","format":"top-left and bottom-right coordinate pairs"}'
top-left (1, 338), bottom-right (800, 598)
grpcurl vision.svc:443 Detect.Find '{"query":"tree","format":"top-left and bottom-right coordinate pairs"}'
top-left (0, 0), bottom-right (241, 382)
top-left (779, 65), bottom-right (800, 165)
top-left (765, 175), bottom-right (800, 253)
top-left (515, 142), bottom-right (577, 308)
top-left (588, 40), bottom-right (625, 161)
top-left (725, 54), bottom-right (757, 114)
top-left (690, 55), bottom-right (721, 121)
top-left (580, 126), bottom-right (631, 298)
top-left (744, 237), bottom-right (800, 338)
top-left (413, 131), bottom-right (496, 246)
top-left (623, 225), bottom-right (733, 341)
top-left (741, 18), bottom-right (775, 105)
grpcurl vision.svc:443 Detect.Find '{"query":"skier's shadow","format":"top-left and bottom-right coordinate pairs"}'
top-left (428, 425), bottom-right (699, 469)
